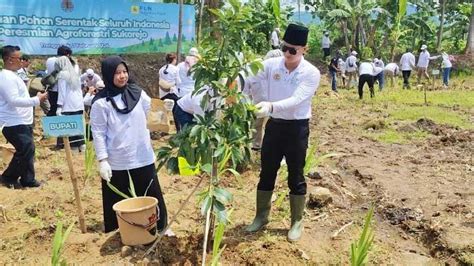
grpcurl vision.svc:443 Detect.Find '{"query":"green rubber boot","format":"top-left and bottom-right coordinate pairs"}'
top-left (246, 190), bottom-right (273, 232)
top-left (288, 194), bottom-right (306, 242)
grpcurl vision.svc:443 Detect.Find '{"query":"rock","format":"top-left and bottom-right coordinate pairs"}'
top-left (307, 187), bottom-right (333, 209)
top-left (331, 170), bottom-right (338, 175)
top-left (121, 245), bottom-right (133, 258)
top-left (297, 248), bottom-right (310, 260)
top-left (142, 258), bottom-right (150, 265)
top-left (307, 171), bottom-right (322, 180)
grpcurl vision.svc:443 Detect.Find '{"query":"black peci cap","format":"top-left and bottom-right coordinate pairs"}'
top-left (283, 23), bottom-right (309, 46)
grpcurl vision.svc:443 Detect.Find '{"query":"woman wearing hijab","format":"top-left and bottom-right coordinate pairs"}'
top-left (55, 56), bottom-right (85, 151)
top-left (90, 56), bottom-right (169, 233)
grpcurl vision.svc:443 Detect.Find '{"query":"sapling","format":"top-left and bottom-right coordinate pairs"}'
top-left (350, 205), bottom-right (375, 266)
top-left (51, 221), bottom-right (74, 266)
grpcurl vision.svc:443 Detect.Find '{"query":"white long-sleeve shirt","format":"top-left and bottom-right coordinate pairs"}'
top-left (359, 62), bottom-right (375, 75)
top-left (251, 57), bottom-right (320, 120)
top-left (384, 63), bottom-right (399, 74)
top-left (345, 55), bottom-right (358, 72)
top-left (417, 50), bottom-right (431, 68)
top-left (83, 93), bottom-right (94, 106)
top-left (431, 53), bottom-right (452, 68)
top-left (176, 57), bottom-right (198, 97)
top-left (57, 79), bottom-right (84, 113)
top-left (80, 73), bottom-right (102, 88)
top-left (0, 69), bottom-right (40, 127)
top-left (158, 64), bottom-right (179, 98)
top-left (400, 52), bottom-right (416, 71)
top-left (271, 30), bottom-right (280, 47)
top-left (322, 35), bottom-right (331, 48)
top-left (90, 90), bottom-right (155, 170)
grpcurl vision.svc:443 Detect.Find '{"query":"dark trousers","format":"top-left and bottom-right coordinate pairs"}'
top-left (258, 118), bottom-right (309, 195)
top-left (323, 48), bottom-right (330, 58)
top-left (402, 70), bottom-right (411, 89)
top-left (329, 70), bottom-right (337, 92)
top-left (160, 93), bottom-right (180, 132)
top-left (101, 163), bottom-right (168, 233)
top-left (173, 104), bottom-right (195, 132)
top-left (358, 74), bottom-right (375, 99)
top-left (61, 110), bottom-right (85, 148)
top-left (2, 124), bottom-right (36, 186)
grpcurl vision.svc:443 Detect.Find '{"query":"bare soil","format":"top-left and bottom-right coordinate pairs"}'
top-left (0, 59), bottom-right (473, 264)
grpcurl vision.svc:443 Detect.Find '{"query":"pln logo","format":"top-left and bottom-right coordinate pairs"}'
top-left (131, 5), bottom-right (140, 15)
top-left (61, 0), bottom-right (74, 12)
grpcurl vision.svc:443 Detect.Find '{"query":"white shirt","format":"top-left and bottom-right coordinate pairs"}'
top-left (158, 64), bottom-right (179, 98)
top-left (45, 57), bottom-right (58, 91)
top-left (417, 50), bottom-right (431, 68)
top-left (0, 69), bottom-right (40, 127)
top-left (176, 57), bottom-right (198, 97)
top-left (337, 59), bottom-right (346, 73)
top-left (400, 52), bottom-right (416, 71)
top-left (57, 79), bottom-right (84, 113)
top-left (384, 63), bottom-right (399, 73)
top-left (345, 55), bottom-right (358, 72)
top-left (432, 53), bottom-right (452, 68)
top-left (252, 57), bottom-right (320, 120)
top-left (359, 62), bottom-right (376, 75)
top-left (17, 68), bottom-right (30, 83)
top-left (271, 30), bottom-right (280, 47)
top-left (90, 90), bottom-right (155, 170)
top-left (322, 35), bottom-right (331, 48)
top-left (374, 59), bottom-right (384, 69)
top-left (177, 85), bottom-right (214, 116)
top-left (83, 93), bottom-right (94, 106)
top-left (80, 73), bottom-right (102, 88)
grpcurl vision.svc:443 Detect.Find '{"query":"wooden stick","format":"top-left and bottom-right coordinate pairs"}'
top-left (63, 137), bottom-right (87, 233)
top-left (331, 221), bottom-right (354, 239)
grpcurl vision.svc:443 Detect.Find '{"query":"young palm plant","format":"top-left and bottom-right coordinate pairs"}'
top-left (350, 205), bottom-right (375, 266)
top-left (51, 221), bottom-right (74, 266)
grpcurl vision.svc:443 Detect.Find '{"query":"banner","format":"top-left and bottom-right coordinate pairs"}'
top-left (0, 0), bottom-right (195, 55)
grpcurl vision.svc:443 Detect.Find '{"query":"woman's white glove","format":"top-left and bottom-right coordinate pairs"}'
top-left (255, 102), bottom-right (272, 118)
top-left (99, 160), bottom-right (112, 182)
top-left (56, 107), bottom-right (63, 116)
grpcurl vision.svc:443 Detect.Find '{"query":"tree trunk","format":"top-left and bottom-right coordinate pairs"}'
top-left (208, 0), bottom-right (221, 40)
top-left (465, 0), bottom-right (474, 55)
top-left (436, 0), bottom-right (446, 51)
top-left (176, 0), bottom-right (184, 62)
top-left (342, 21), bottom-right (350, 54)
top-left (196, 0), bottom-right (205, 46)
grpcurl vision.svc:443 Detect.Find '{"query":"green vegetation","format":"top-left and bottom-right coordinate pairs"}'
top-left (350, 206), bottom-right (375, 266)
top-left (51, 221), bottom-right (74, 266)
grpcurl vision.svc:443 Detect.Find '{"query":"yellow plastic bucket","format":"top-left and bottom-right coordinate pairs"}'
top-left (178, 157), bottom-right (200, 176)
top-left (112, 196), bottom-right (159, 246)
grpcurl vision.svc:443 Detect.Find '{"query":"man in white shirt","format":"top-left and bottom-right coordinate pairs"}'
top-left (322, 31), bottom-right (331, 59)
top-left (399, 48), bottom-right (416, 89)
top-left (384, 62), bottom-right (400, 88)
top-left (373, 58), bottom-right (385, 91)
top-left (246, 24), bottom-right (320, 242)
top-left (345, 50), bottom-right (358, 89)
top-left (0, 45), bottom-right (48, 188)
top-left (271, 27), bottom-right (280, 49)
top-left (416, 44), bottom-right (431, 84)
top-left (358, 59), bottom-right (377, 99)
top-left (80, 68), bottom-right (102, 91)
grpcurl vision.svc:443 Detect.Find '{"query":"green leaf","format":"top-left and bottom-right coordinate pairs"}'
top-left (213, 200), bottom-right (228, 223)
top-left (127, 170), bottom-right (137, 198)
top-left (272, 0), bottom-right (281, 20)
top-left (214, 187), bottom-right (233, 205)
top-left (201, 163), bottom-right (212, 174)
top-left (107, 182), bottom-right (130, 199)
top-left (201, 195), bottom-right (212, 216)
top-left (166, 157), bottom-right (179, 174)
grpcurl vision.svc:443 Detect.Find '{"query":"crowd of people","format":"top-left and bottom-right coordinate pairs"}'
top-left (323, 34), bottom-right (454, 99)
top-left (0, 23), bottom-right (457, 243)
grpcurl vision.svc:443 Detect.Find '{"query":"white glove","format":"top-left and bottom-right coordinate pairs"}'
top-left (56, 107), bottom-right (63, 116)
top-left (255, 102), bottom-right (272, 118)
top-left (99, 160), bottom-right (112, 182)
top-left (163, 99), bottom-right (175, 111)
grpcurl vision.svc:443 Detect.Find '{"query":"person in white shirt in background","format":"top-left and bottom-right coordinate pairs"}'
top-left (55, 56), bottom-right (85, 152)
top-left (399, 48), bottom-right (416, 89)
top-left (80, 68), bottom-right (102, 92)
top-left (337, 57), bottom-right (347, 87)
top-left (322, 31), bottom-right (331, 59)
top-left (358, 59), bottom-right (380, 99)
top-left (246, 24), bottom-right (320, 242)
top-left (16, 54), bottom-right (30, 85)
top-left (90, 56), bottom-right (170, 235)
top-left (271, 27), bottom-right (281, 49)
top-left (430, 51), bottom-right (453, 88)
top-left (373, 58), bottom-right (385, 91)
top-left (383, 62), bottom-right (400, 88)
top-left (243, 49), bottom-right (284, 151)
top-left (83, 80), bottom-right (105, 107)
top-left (416, 44), bottom-right (432, 84)
top-left (159, 53), bottom-right (180, 130)
top-left (0, 45), bottom-right (48, 188)
top-left (174, 48), bottom-right (200, 131)
top-left (345, 50), bottom-right (358, 89)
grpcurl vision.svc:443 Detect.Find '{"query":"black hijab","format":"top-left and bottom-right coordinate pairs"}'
top-left (92, 56), bottom-right (142, 114)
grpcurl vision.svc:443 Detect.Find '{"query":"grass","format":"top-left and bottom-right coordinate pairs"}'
top-left (390, 105), bottom-right (473, 129)
top-left (365, 128), bottom-right (430, 144)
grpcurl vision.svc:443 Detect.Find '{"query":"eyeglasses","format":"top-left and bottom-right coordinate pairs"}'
top-left (280, 44), bottom-right (301, 55)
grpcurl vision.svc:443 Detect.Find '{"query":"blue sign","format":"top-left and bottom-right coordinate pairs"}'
top-left (0, 0), bottom-right (195, 55)
top-left (42, 115), bottom-right (84, 137)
